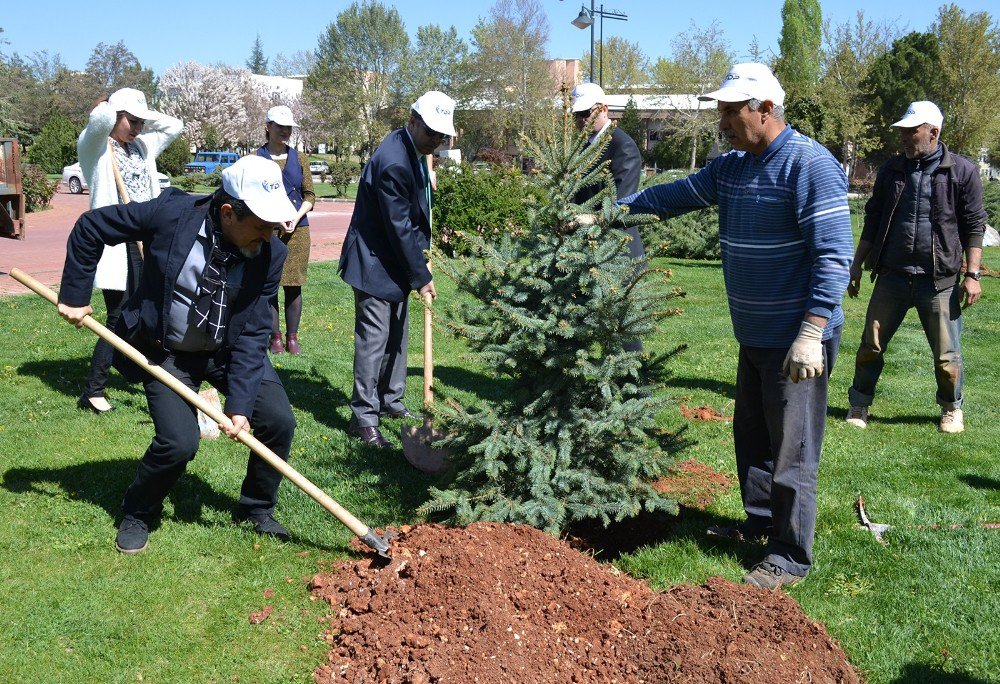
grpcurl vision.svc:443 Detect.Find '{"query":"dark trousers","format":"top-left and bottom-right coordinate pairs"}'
top-left (121, 352), bottom-right (296, 520)
top-left (733, 325), bottom-right (841, 577)
top-left (81, 289), bottom-right (126, 399)
top-left (350, 288), bottom-right (409, 427)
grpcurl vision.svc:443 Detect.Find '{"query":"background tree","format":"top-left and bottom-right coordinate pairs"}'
top-left (464, 0), bottom-right (554, 157)
top-left (585, 36), bottom-right (650, 92)
top-left (84, 41), bottom-right (155, 99)
top-left (421, 112), bottom-right (680, 534)
top-left (246, 34), bottom-right (269, 75)
top-left (617, 96), bottom-right (644, 153)
top-left (863, 31), bottom-right (943, 161)
top-left (155, 134), bottom-right (192, 176)
top-left (271, 50), bottom-right (315, 77)
top-left (397, 24), bottom-right (470, 106)
top-left (24, 112), bottom-right (77, 172)
top-left (932, 4), bottom-right (1000, 156)
top-left (159, 61), bottom-right (248, 150)
top-left (305, 0), bottom-right (409, 161)
top-left (816, 11), bottom-right (897, 175)
top-left (774, 0), bottom-right (824, 138)
top-left (651, 21), bottom-right (732, 169)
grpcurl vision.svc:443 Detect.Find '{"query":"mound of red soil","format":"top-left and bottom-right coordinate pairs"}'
top-left (311, 523), bottom-right (858, 684)
top-left (680, 403), bottom-right (732, 422)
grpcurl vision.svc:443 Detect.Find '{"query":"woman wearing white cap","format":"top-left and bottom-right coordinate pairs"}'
top-left (76, 88), bottom-right (183, 413)
top-left (256, 105), bottom-right (314, 355)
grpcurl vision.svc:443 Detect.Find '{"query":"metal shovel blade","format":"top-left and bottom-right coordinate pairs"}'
top-left (401, 420), bottom-right (450, 474)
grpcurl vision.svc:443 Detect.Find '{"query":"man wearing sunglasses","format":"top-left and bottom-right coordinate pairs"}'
top-left (571, 82), bottom-right (645, 353)
top-left (339, 91), bottom-right (456, 449)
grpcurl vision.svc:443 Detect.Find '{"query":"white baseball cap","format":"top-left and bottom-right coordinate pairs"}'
top-left (265, 105), bottom-right (298, 127)
top-left (411, 91), bottom-right (457, 137)
top-left (699, 63), bottom-right (786, 107)
top-left (571, 82), bottom-right (607, 112)
top-left (108, 88), bottom-right (160, 121)
top-left (221, 156), bottom-right (298, 224)
top-left (892, 101), bottom-right (944, 129)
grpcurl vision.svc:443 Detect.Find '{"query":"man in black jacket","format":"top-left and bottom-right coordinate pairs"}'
top-left (339, 91), bottom-right (455, 448)
top-left (571, 82), bottom-right (646, 353)
top-left (58, 156), bottom-right (299, 553)
top-left (845, 101), bottom-right (987, 433)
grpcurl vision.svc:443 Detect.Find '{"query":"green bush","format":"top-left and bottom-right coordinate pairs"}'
top-left (326, 160), bottom-right (359, 197)
top-left (434, 162), bottom-right (542, 256)
top-left (24, 114), bottom-right (79, 173)
top-left (21, 163), bottom-right (59, 212)
top-left (171, 173), bottom-right (202, 192)
top-left (156, 135), bottom-right (192, 177)
top-left (647, 207), bottom-right (721, 260)
top-left (982, 179), bottom-right (1000, 229)
top-left (202, 169), bottom-right (223, 187)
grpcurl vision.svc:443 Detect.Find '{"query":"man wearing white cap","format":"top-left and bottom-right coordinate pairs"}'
top-left (339, 90), bottom-right (455, 448)
top-left (616, 63), bottom-right (854, 589)
top-left (58, 156), bottom-right (301, 553)
top-left (845, 101), bottom-right (986, 434)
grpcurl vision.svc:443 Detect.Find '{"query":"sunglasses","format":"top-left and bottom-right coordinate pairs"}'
top-left (420, 120), bottom-right (448, 140)
top-left (574, 106), bottom-right (598, 119)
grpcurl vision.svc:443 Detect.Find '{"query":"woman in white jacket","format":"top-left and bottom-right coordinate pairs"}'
top-left (76, 87), bottom-right (183, 413)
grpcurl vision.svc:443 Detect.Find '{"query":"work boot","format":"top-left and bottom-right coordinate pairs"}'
top-left (845, 406), bottom-right (868, 429)
top-left (285, 333), bottom-right (301, 355)
top-left (269, 332), bottom-right (285, 354)
top-left (234, 509), bottom-right (291, 541)
top-left (744, 561), bottom-right (804, 590)
top-left (115, 515), bottom-right (149, 554)
top-left (939, 409), bottom-right (964, 434)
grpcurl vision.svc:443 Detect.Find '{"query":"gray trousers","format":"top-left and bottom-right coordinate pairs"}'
top-left (733, 325), bottom-right (841, 577)
top-left (350, 288), bottom-right (409, 427)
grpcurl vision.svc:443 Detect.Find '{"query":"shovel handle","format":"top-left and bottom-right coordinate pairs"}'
top-left (9, 268), bottom-right (374, 540)
top-left (422, 292), bottom-right (433, 409)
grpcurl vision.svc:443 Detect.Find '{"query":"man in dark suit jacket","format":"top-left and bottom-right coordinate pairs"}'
top-left (571, 82), bottom-right (646, 352)
top-left (339, 91), bottom-right (456, 448)
top-left (58, 156), bottom-right (300, 554)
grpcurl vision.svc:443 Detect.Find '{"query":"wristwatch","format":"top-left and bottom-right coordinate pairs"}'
top-left (964, 271), bottom-right (981, 281)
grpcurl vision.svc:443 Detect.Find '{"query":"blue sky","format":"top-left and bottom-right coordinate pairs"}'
top-left (1, 1), bottom-right (995, 76)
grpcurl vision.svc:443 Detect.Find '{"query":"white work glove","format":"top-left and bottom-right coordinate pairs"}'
top-left (782, 320), bottom-right (825, 383)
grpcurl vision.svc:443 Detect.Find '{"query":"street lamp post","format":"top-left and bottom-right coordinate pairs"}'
top-left (571, 2), bottom-right (628, 87)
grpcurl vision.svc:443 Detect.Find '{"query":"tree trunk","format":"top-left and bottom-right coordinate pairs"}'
top-left (689, 135), bottom-right (698, 170)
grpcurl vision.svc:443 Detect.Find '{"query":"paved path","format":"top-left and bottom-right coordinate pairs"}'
top-left (0, 188), bottom-right (353, 296)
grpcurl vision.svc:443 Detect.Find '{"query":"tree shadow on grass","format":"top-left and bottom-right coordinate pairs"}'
top-left (890, 662), bottom-right (994, 684)
top-left (1, 458), bottom-right (233, 525)
top-left (18, 357), bottom-right (145, 402)
top-left (662, 375), bottom-right (736, 399)
top-left (277, 366), bottom-right (352, 433)
top-left (827, 406), bottom-right (937, 425)
top-left (959, 474), bottom-right (1000, 491)
top-left (417, 364), bottom-right (512, 404)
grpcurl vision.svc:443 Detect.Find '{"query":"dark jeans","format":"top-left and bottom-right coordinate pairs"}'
top-left (733, 325), bottom-right (841, 577)
top-left (849, 271), bottom-right (963, 411)
top-left (81, 289), bottom-right (126, 399)
top-left (121, 351), bottom-right (296, 520)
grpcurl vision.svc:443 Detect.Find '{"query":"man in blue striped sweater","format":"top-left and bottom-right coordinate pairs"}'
top-left (618, 63), bottom-right (853, 589)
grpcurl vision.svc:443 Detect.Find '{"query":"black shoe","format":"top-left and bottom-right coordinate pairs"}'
top-left (234, 510), bottom-right (291, 541)
top-left (706, 521), bottom-right (771, 543)
top-left (116, 515), bottom-right (149, 554)
top-left (379, 407), bottom-right (421, 420)
top-left (350, 424), bottom-right (391, 448)
top-left (78, 395), bottom-right (115, 414)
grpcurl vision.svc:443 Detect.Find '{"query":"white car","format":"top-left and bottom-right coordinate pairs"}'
top-left (309, 160), bottom-right (329, 175)
top-left (62, 162), bottom-right (170, 194)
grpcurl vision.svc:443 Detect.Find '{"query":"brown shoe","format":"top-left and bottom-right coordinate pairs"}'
top-left (269, 332), bottom-right (285, 354)
top-left (285, 333), bottom-right (301, 355)
top-left (351, 424), bottom-right (391, 448)
top-left (744, 561), bottom-right (804, 590)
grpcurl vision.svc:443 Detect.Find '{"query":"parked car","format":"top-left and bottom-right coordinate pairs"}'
top-left (182, 151), bottom-right (240, 175)
top-left (62, 162), bottom-right (170, 194)
top-left (309, 160), bottom-right (329, 175)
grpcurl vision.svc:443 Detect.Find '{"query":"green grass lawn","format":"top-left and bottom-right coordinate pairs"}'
top-left (1, 251), bottom-right (998, 682)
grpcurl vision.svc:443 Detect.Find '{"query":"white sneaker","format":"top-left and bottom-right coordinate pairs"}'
top-left (845, 406), bottom-right (868, 429)
top-left (939, 409), bottom-right (964, 434)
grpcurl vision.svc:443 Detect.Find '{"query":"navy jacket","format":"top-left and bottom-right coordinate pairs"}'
top-left (339, 128), bottom-right (431, 302)
top-left (59, 188), bottom-right (287, 417)
top-left (861, 143), bottom-right (987, 290)
top-left (574, 126), bottom-right (645, 259)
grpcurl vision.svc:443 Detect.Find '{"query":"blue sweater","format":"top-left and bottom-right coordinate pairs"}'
top-left (621, 125), bottom-right (853, 348)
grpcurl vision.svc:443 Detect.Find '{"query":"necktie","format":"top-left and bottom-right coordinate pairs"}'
top-left (419, 155), bottom-right (432, 213)
top-left (193, 230), bottom-right (237, 345)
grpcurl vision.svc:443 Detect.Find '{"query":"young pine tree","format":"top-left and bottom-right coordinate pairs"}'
top-left (420, 108), bottom-right (682, 535)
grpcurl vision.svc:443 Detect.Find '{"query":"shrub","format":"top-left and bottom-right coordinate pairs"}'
top-left (21, 163), bottom-right (59, 212)
top-left (434, 162), bottom-right (542, 256)
top-left (171, 173), bottom-right (203, 192)
top-left (647, 207), bottom-right (721, 260)
top-left (202, 169), bottom-right (223, 187)
top-left (156, 135), bottom-right (192, 177)
top-left (24, 114), bottom-right (79, 174)
top-left (326, 160), bottom-right (359, 197)
top-left (982, 179), bottom-right (1000, 229)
